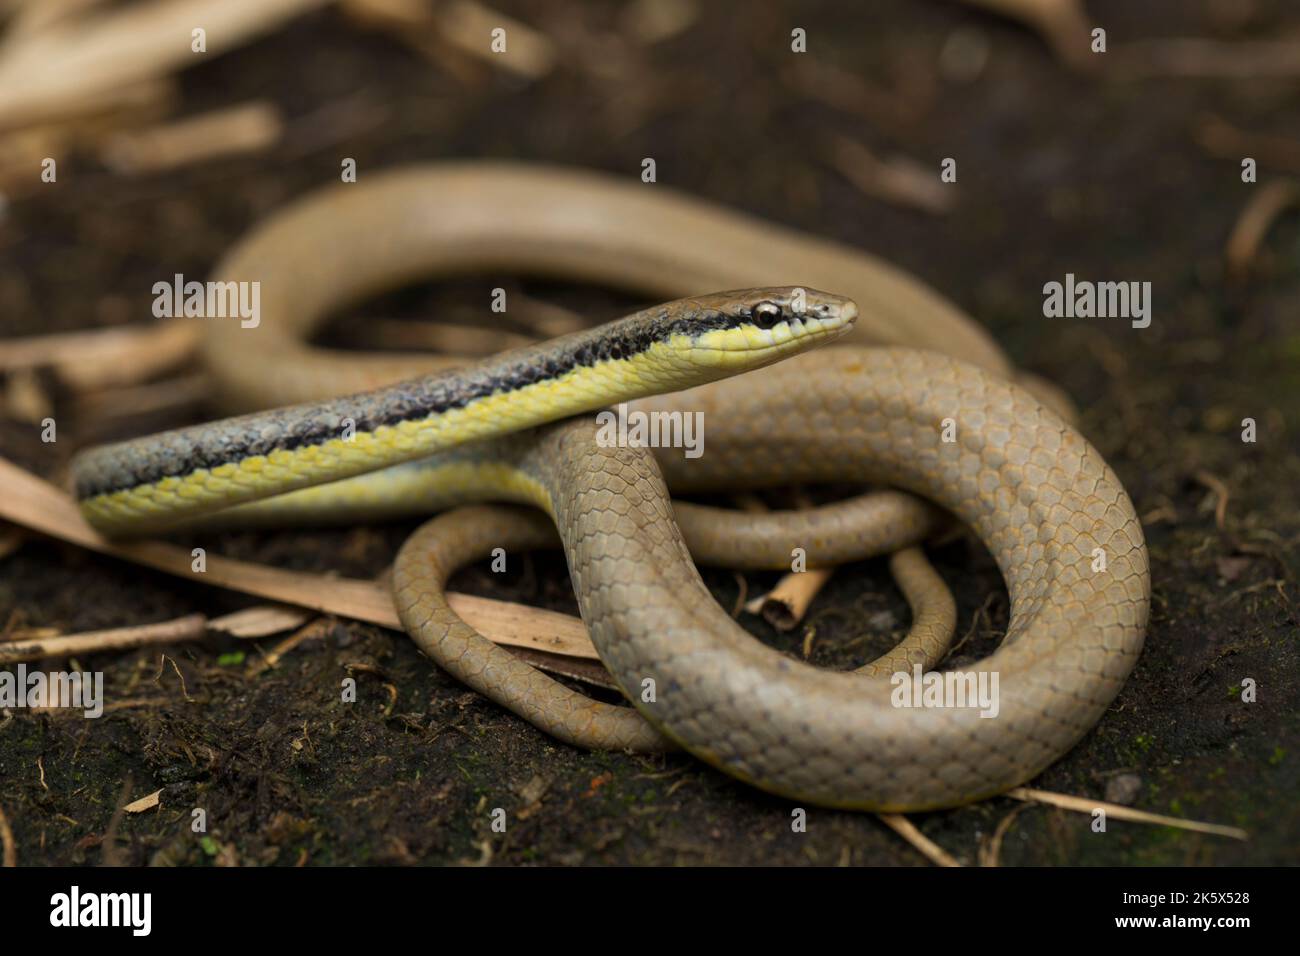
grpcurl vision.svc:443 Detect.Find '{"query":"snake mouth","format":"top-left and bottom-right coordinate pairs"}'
top-left (688, 299), bottom-right (857, 366)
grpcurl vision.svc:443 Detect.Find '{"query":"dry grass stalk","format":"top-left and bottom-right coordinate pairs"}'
top-left (436, 0), bottom-right (556, 80)
top-left (0, 613), bottom-right (208, 664)
top-left (100, 100), bottom-right (283, 174)
top-left (0, 803), bottom-right (15, 866)
top-left (1008, 787), bottom-right (1249, 839)
top-left (0, 321), bottom-right (199, 390)
top-left (877, 813), bottom-right (961, 866)
top-left (1224, 179), bottom-right (1300, 281)
top-left (1196, 115), bottom-right (1300, 174)
top-left (0, 0), bottom-right (333, 132)
top-left (830, 136), bottom-right (955, 216)
top-left (123, 789), bottom-right (162, 813)
top-left (755, 568), bottom-right (834, 632)
top-left (0, 456), bottom-right (601, 661)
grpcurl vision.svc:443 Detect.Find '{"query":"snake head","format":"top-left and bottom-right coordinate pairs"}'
top-left (673, 286), bottom-right (858, 370)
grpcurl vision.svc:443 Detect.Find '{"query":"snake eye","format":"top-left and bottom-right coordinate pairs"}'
top-left (752, 301), bottom-right (782, 328)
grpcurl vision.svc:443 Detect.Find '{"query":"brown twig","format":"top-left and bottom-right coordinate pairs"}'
top-left (782, 58), bottom-right (925, 133)
top-left (100, 101), bottom-right (283, 175)
top-left (0, 613), bottom-right (207, 664)
top-left (436, 1), bottom-right (556, 80)
top-left (1008, 787), bottom-right (1248, 839)
top-left (0, 456), bottom-right (602, 662)
top-left (0, 802), bottom-right (15, 866)
top-left (829, 136), bottom-right (955, 216)
top-left (978, 802), bottom-right (1033, 866)
top-left (877, 813), bottom-right (961, 866)
top-left (0, 605), bottom-right (305, 665)
top-left (756, 568), bottom-right (834, 631)
top-left (1196, 115), bottom-right (1300, 175)
top-left (123, 789), bottom-right (162, 814)
top-left (952, 0), bottom-right (1095, 70)
top-left (0, 321), bottom-right (199, 390)
top-left (2, 0), bottom-right (110, 49)
top-left (0, 0), bottom-right (334, 132)
top-left (1192, 470), bottom-right (1231, 532)
top-left (1224, 179), bottom-right (1300, 281)
top-left (155, 654), bottom-right (193, 702)
top-left (245, 617), bottom-right (330, 677)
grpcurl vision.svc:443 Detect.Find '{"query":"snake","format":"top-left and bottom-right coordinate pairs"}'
top-left (71, 164), bottom-right (1150, 811)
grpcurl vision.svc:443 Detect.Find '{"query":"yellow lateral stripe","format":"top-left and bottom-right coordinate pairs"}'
top-left (82, 337), bottom-right (660, 528)
top-left (79, 324), bottom-right (816, 532)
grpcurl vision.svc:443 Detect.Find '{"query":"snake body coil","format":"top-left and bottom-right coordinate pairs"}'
top-left (72, 165), bottom-right (1150, 811)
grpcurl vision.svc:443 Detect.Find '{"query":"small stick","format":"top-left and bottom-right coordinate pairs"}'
top-left (123, 789), bottom-right (162, 814)
top-left (0, 802), bottom-right (15, 866)
top-left (100, 101), bottom-right (282, 175)
top-left (0, 321), bottom-right (198, 390)
top-left (743, 491), bottom-right (837, 630)
top-left (1196, 115), bottom-right (1300, 174)
top-left (245, 617), bottom-right (330, 677)
top-left (1008, 787), bottom-right (1249, 840)
top-left (1192, 470), bottom-right (1231, 532)
top-left (829, 136), bottom-right (955, 216)
top-left (978, 803), bottom-right (1033, 867)
top-left (0, 613), bottom-right (207, 664)
top-left (0, 456), bottom-right (601, 661)
top-left (877, 813), bottom-right (961, 867)
top-left (1224, 179), bottom-right (1300, 281)
top-left (0, 0), bottom-right (332, 132)
top-left (2, 0), bottom-right (109, 48)
top-left (782, 58), bottom-right (921, 133)
top-left (952, 0), bottom-right (1095, 70)
top-left (436, 1), bottom-right (556, 80)
top-left (756, 568), bottom-right (834, 632)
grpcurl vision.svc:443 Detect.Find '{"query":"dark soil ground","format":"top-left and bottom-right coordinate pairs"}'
top-left (1, 0), bottom-right (1297, 865)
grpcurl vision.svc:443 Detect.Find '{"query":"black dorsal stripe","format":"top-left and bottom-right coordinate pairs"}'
top-left (74, 304), bottom-right (740, 499)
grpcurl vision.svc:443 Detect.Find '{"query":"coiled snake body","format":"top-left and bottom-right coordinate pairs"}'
top-left (73, 165), bottom-right (1150, 811)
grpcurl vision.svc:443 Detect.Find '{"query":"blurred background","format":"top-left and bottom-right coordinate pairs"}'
top-left (0, 0), bottom-right (1296, 865)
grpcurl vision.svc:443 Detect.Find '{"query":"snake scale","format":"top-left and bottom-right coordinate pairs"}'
top-left (72, 164), bottom-right (1150, 811)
